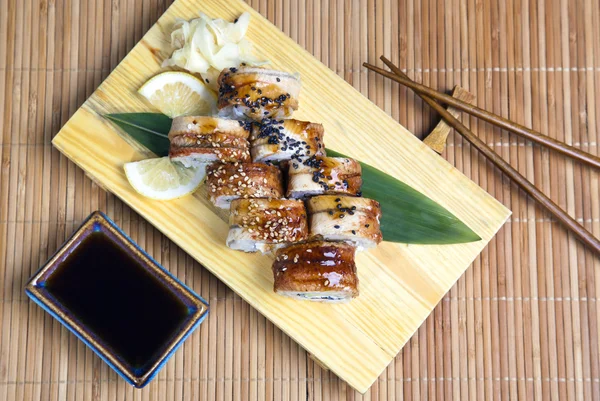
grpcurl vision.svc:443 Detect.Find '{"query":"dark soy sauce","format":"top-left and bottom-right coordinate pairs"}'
top-left (45, 232), bottom-right (189, 370)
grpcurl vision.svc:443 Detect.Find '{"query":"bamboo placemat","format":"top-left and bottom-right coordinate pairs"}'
top-left (0, 0), bottom-right (598, 400)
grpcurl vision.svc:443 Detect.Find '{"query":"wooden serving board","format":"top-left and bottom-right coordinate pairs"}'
top-left (52, 0), bottom-right (511, 393)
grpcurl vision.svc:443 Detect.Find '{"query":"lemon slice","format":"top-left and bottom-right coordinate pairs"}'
top-left (138, 71), bottom-right (217, 117)
top-left (124, 157), bottom-right (206, 200)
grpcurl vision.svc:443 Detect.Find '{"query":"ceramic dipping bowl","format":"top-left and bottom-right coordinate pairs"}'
top-left (25, 211), bottom-right (209, 388)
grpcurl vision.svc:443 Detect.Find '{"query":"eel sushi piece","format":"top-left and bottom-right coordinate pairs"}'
top-left (168, 116), bottom-right (251, 167)
top-left (272, 241), bottom-right (359, 302)
top-left (227, 198), bottom-right (308, 254)
top-left (286, 157), bottom-right (362, 199)
top-left (306, 195), bottom-right (382, 250)
top-left (217, 67), bottom-right (301, 121)
top-left (205, 162), bottom-right (284, 209)
top-left (250, 118), bottom-right (326, 163)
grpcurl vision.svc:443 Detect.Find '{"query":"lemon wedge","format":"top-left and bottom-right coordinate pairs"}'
top-left (124, 157), bottom-right (206, 200)
top-left (138, 71), bottom-right (217, 117)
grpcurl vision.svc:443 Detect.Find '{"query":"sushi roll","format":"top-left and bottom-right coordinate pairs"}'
top-left (168, 116), bottom-right (251, 167)
top-left (287, 157), bottom-right (362, 199)
top-left (227, 198), bottom-right (308, 253)
top-left (250, 118), bottom-right (326, 163)
top-left (205, 162), bottom-right (284, 209)
top-left (272, 241), bottom-right (359, 302)
top-left (217, 67), bottom-right (301, 121)
top-left (306, 195), bottom-right (382, 250)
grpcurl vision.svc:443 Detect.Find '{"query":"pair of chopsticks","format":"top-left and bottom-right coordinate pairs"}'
top-left (364, 57), bottom-right (600, 256)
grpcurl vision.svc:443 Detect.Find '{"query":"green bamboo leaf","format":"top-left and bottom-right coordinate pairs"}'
top-left (104, 113), bottom-right (171, 156)
top-left (104, 113), bottom-right (481, 244)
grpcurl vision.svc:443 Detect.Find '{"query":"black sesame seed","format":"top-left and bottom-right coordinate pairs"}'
top-left (365, 224), bottom-right (370, 228)
top-left (328, 211), bottom-right (334, 215)
top-left (334, 225), bottom-right (340, 229)
top-left (234, 18), bottom-right (238, 23)
top-left (205, 79), bottom-right (210, 83)
top-left (276, 77), bottom-right (281, 82)
top-left (351, 206), bottom-right (357, 210)
top-left (352, 230), bottom-right (356, 235)
top-left (335, 198), bottom-right (341, 202)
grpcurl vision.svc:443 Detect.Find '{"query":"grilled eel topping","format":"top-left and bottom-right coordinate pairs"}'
top-left (287, 156), bottom-right (362, 199)
top-left (306, 195), bottom-right (382, 250)
top-left (205, 162), bottom-right (284, 209)
top-left (250, 118), bottom-right (326, 163)
top-left (272, 241), bottom-right (359, 302)
top-left (227, 198), bottom-right (308, 253)
top-left (168, 116), bottom-right (252, 166)
top-left (217, 67), bottom-right (301, 121)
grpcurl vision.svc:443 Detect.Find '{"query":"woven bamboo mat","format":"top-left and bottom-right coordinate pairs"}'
top-left (1, 0), bottom-right (599, 400)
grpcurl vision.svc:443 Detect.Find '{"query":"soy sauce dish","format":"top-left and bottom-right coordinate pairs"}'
top-left (25, 211), bottom-right (209, 388)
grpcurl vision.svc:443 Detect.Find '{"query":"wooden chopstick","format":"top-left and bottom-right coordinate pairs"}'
top-left (367, 57), bottom-right (600, 256)
top-left (365, 58), bottom-right (600, 170)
